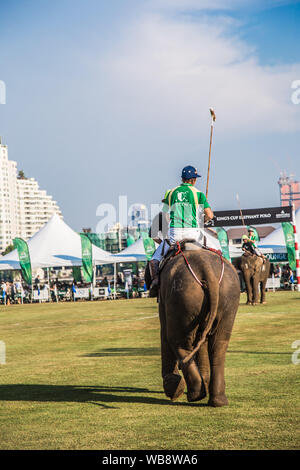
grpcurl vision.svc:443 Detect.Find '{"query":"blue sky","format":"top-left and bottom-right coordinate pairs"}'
top-left (0, 0), bottom-right (300, 231)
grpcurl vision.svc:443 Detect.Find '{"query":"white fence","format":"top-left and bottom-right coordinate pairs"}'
top-left (266, 277), bottom-right (281, 290)
top-left (73, 287), bottom-right (110, 300)
top-left (33, 289), bottom-right (49, 301)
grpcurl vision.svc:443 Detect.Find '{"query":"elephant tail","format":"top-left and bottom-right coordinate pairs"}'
top-left (180, 263), bottom-right (220, 367)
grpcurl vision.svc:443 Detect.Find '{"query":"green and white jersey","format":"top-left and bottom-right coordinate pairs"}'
top-left (162, 183), bottom-right (210, 229)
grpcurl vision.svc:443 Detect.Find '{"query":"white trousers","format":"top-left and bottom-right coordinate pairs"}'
top-left (151, 227), bottom-right (202, 262)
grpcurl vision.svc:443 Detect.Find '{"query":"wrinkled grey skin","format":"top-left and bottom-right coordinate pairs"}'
top-left (239, 254), bottom-right (270, 305)
top-left (158, 249), bottom-right (240, 407)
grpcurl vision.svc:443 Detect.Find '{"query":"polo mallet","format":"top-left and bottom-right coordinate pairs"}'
top-left (206, 107), bottom-right (216, 198)
top-left (203, 108), bottom-right (216, 247)
top-left (236, 193), bottom-right (247, 234)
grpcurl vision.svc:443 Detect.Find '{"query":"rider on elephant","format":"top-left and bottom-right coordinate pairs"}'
top-left (242, 233), bottom-right (265, 261)
top-left (148, 165), bottom-right (214, 296)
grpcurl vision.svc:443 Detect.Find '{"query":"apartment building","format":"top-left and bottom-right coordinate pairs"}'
top-left (0, 137), bottom-right (62, 252)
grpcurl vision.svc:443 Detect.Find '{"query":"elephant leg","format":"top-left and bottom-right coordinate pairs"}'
top-left (244, 275), bottom-right (253, 304)
top-left (177, 346), bottom-right (206, 403)
top-left (159, 303), bottom-right (186, 401)
top-left (260, 281), bottom-right (267, 303)
top-left (207, 336), bottom-right (230, 407)
top-left (195, 339), bottom-right (210, 398)
top-left (252, 276), bottom-right (260, 304)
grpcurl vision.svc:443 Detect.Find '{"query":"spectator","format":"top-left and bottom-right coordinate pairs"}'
top-left (1, 280), bottom-right (6, 304)
top-left (274, 264), bottom-right (282, 278)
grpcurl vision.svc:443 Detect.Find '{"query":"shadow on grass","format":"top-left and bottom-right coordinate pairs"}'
top-left (82, 347), bottom-right (160, 357)
top-left (0, 384), bottom-right (204, 409)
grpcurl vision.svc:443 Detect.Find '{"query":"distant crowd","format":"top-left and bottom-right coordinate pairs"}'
top-left (0, 272), bottom-right (147, 305)
top-left (271, 263), bottom-right (295, 288)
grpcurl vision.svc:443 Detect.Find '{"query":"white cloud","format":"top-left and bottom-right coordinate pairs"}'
top-left (97, 9), bottom-right (300, 140)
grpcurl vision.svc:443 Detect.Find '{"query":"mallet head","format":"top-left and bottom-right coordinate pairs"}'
top-left (210, 107), bottom-right (216, 122)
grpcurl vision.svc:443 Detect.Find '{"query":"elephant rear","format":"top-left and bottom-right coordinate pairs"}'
top-left (158, 248), bottom-right (240, 406)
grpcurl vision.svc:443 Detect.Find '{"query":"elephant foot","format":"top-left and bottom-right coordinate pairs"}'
top-left (187, 382), bottom-right (207, 403)
top-left (163, 373), bottom-right (186, 401)
top-left (246, 301), bottom-right (252, 305)
top-left (261, 301), bottom-right (267, 304)
top-left (181, 360), bottom-right (207, 403)
top-left (208, 394), bottom-right (228, 407)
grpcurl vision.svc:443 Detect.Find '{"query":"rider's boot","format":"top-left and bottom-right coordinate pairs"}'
top-left (149, 260), bottom-right (160, 297)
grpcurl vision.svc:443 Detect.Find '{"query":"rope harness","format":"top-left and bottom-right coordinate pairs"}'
top-left (174, 242), bottom-right (225, 287)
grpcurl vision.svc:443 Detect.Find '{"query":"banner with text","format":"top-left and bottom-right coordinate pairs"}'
top-left (80, 234), bottom-right (94, 283)
top-left (207, 206), bottom-right (293, 228)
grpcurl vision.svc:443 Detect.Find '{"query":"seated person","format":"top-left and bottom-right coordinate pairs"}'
top-left (242, 234), bottom-right (265, 260)
top-left (148, 165), bottom-right (214, 296)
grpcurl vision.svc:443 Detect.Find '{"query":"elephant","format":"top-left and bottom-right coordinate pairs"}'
top-left (147, 243), bottom-right (240, 407)
top-left (238, 253), bottom-right (270, 305)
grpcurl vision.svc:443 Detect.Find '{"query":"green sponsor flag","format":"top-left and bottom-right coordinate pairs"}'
top-left (215, 228), bottom-right (231, 262)
top-left (13, 238), bottom-right (32, 285)
top-left (247, 226), bottom-right (260, 242)
top-left (140, 231), bottom-right (149, 240)
top-left (142, 237), bottom-right (156, 261)
top-left (126, 234), bottom-right (135, 247)
top-left (72, 266), bottom-right (82, 283)
top-left (80, 234), bottom-right (94, 283)
top-left (83, 233), bottom-right (101, 249)
top-left (282, 222), bottom-right (296, 270)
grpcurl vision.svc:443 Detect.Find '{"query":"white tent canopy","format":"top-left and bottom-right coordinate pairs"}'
top-left (0, 213), bottom-right (121, 271)
top-left (112, 238), bottom-right (154, 262)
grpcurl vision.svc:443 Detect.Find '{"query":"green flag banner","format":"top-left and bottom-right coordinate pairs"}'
top-left (72, 266), bottom-right (82, 283)
top-left (143, 237), bottom-right (156, 261)
top-left (80, 234), bottom-right (94, 283)
top-left (215, 228), bottom-right (231, 262)
top-left (126, 234), bottom-right (135, 247)
top-left (13, 238), bottom-right (32, 285)
top-left (140, 231), bottom-right (149, 240)
top-left (281, 222), bottom-right (296, 271)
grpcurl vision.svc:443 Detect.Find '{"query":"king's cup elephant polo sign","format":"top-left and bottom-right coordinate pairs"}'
top-left (208, 206), bottom-right (293, 227)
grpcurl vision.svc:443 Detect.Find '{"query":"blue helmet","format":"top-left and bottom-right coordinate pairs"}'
top-left (181, 165), bottom-right (201, 179)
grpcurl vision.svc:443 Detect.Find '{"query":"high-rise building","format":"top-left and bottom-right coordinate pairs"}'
top-left (17, 177), bottom-right (62, 240)
top-left (0, 138), bottom-right (19, 251)
top-left (278, 172), bottom-right (300, 211)
top-left (0, 137), bottom-right (62, 252)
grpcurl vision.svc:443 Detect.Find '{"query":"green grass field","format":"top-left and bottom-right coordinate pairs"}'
top-left (0, 292), bottom-right (299, 450)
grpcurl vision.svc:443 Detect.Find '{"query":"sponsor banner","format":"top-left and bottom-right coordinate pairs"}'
top-left (80, 234), bottom-right (94, 283)
top-left (215, 227), bottom-right (231, 261)
top-left (13, 238), bottom-right (32, 285)
top-left (207, 206), bottom-right (293, 227)
top-left (282, 222), bottom-right (296, 270)
top-left (264, 252), bottom-right (288, 262)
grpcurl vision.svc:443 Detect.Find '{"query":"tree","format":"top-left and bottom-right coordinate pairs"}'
top-left (1, 244), bottom-right (14, 256)
top-left (17, 170), bottom-right (26, 179)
